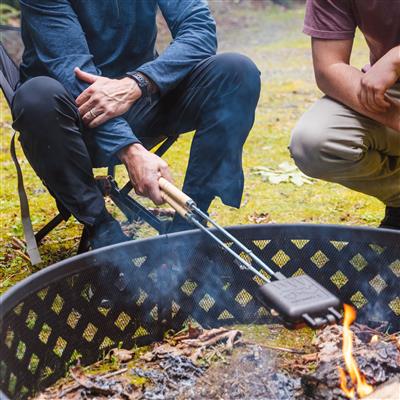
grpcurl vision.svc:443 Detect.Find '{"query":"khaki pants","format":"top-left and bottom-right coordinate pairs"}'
top-left (289, 84), bottom-right (400, 207)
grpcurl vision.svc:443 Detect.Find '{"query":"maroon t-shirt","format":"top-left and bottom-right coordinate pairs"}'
top-left (303, 0), bottom-right (400, 65)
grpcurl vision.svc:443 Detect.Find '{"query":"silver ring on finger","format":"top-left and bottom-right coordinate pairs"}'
top-left (89, 109), bottom-right (98, 119)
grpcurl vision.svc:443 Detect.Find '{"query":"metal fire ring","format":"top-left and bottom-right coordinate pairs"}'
top-left (1, 224), bottom-right (399, 399)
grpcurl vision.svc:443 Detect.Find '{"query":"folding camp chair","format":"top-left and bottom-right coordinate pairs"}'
top-left (0, 25), bottom-right (177, 265)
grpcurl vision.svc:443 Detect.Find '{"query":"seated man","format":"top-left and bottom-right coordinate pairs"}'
top-left (12, 0), bottom-right (261, 247)
top-left (290, 0), bottom-right (400, 229)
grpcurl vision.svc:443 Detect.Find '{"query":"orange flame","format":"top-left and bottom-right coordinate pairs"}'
top-left (338, 304), bottom-right (374, 399)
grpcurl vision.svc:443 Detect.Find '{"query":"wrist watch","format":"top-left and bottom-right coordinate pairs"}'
top-left (126, 72), bottom-right (152, 102)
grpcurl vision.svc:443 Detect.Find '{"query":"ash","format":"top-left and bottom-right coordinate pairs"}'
top-left (131, 355), bottom-right (205, 400)
top-left (180, 344), bottom-right (301, 400)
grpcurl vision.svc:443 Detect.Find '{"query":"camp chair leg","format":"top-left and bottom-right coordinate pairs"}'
top-left (77, 226), bottom-right (90, 254)
top-left (109, 186), bottom-right (167, 234)
top-left (35, 213), bottom-right (66, 244)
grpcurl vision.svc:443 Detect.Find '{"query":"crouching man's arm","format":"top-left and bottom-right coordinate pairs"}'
top-left (312, 38), bottom-right (400, 132)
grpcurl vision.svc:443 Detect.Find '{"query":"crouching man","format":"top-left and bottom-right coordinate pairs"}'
top-left (290, 0), bottom-right (400, 229)
top-left (12, 0), bottom-right (261, 248)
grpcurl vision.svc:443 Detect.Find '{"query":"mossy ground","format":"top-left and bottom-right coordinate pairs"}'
top-left (0, 5), bottom-right (377, 294)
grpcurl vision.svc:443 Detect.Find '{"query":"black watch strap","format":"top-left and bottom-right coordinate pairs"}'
top-left (126, 72), bottom-right (151, 101)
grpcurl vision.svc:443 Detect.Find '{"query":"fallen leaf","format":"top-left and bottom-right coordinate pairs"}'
top-left (109, 348), bottom-right (134, 363)
top-left (252, 163), bottom-right (315, 186)
top-left (248, 212), bottom-right (271, 224)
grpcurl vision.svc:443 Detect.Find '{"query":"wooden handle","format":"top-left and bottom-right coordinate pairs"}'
top-left (159, 177), bottom-right (192, 207)
top-left (161, 191), bottom-right (189, 219)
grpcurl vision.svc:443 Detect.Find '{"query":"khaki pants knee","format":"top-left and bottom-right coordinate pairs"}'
top-left (289, 90), bottom-right (400, 207)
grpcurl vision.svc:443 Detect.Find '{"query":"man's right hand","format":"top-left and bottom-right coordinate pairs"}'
top-left (311, 38), bottom-right (400, 132)
top-left (358, 46), bottom-right (400, 114)
top-left (118, 143), bottom-right (173, 205)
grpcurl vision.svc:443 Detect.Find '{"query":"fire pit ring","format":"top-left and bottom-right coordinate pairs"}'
top-left (1, 224), bottom-right (399, 399)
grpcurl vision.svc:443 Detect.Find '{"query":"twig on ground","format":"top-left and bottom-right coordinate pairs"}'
top-left (243, 340), bottom-right (308, 354)
top-left (101, 367), bottom-right (128, 379)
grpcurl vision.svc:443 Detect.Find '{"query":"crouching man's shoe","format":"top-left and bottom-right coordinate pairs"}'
top-left (87, 208), bottom-right (130, 249)
top-left (379, 207), bottom-right (400, 230)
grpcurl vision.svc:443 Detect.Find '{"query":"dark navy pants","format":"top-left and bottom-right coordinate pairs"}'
top-left (11, 53), bottom-right (261, 226)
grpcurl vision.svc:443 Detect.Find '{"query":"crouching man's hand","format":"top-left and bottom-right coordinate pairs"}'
top-left (75, 68), bottom-right (141, 128)
top-left (118, 143), bottom-right (173, 205)
top-left (358, 46), bottom-right (400, 114)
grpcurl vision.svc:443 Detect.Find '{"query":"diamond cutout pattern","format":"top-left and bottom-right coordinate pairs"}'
top-left (350, 253), bottom-right (368, 271)
top-left (388, 297), bottom-right (400, 316)
top-left (310, 251), bottom-right (329, 268)
top-left (369, 275), bottom-right (388, 294)
top-left (389, 260), bottom-right (400, 277)
top-left (350, 291), bottom-right (368, 309)
top-left (25, 310), bottom-right (37, 330)
top-left (253, 240), bottom-right (270, 250)
top-left (293, 268), bottom-right (305, 277)
top-left (257, 307), bottom-right (269, 317)
top-left (53, 337), bottom-right (67, 358)
top-left (291, 240), bottom-right (309, 249)
top-left (235, 289), bottom-right (252, 307)
top-left (36, 287), bottom-right (49, 301)
top-left (16, 341), bottom-right (26, 361)
top-left (67, 310), bottom-right (81, 329)
top-left (218, 310), bottom-right (234, 320)
top-left (330, 241), bottom-right (348, 251)
top-left (100, 337), bottom-right (115, 350)
top-left (8, 373), bottom-right (16, 396)
top-left (28, 354), bottom-right (39, 374)
top-left (181, 280), bottom-right (197, 296)
top-left (271, 250), bottom-right (290, 268)
top-left (172, 301), bottom-right (180, 318)
top-left (38, 324), bottom-right (52, 344)
top-left (51, 294), bottom-right (64, 315)
top-left (132, 256), bottom-right (147, 268)
top-left (253, 275), bottom-right (266, 286)
top-left (136, 288), bottom-right (148, 306)
top-left (82, 323), bottom-right (97, 342)
top-left (330, 271), bottom-right (348, 289)
top-left (5, 329), bottom-right (14, 349)
top-left (150, 306), bottom-right (158, 321)
top-left (199, 294), bottom-right (215, 312)
top-left (369, 244), bottom-right (385, 255)
top-left (133, 326), bottom-right (149, 339)
top-left (114, 312), bottom-right (131, 331)
top-left (13, 303), bottom-right (23, 316)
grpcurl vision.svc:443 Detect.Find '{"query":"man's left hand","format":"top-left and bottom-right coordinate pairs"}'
top-left (75, 68), bottom-right (142, 128)
top-left (358, 46), bottom-right (400, 114)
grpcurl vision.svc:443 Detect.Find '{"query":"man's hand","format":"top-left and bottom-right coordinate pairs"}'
top-left (75, 68), bottom-right (142, 128)
top-left (312, 39), bottom-right (400, 132)
top-left (358, 47), bottom-right (400, 113)
top-left (118, 143), bottom-right (173, 205)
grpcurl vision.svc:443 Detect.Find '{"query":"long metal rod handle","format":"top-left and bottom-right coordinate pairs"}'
top-left (158, 177), bottom-right (274, 281)
top-left (189, 217), bottom-right (270, 284)
top-left (192, 206), bottom-right (277, 278)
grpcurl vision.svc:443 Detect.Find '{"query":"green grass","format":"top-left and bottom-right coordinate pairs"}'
top-left (0, 6), bottom-right (381, 294)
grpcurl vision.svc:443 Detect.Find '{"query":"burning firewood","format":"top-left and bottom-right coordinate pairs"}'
top-left (364, 377), bottom-right (400, 400)
top-left (301, 305), bottom-right (400, 400)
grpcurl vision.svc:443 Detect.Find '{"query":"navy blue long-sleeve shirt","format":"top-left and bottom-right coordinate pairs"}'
top-left (19, 0), bottom-right (217, 166)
